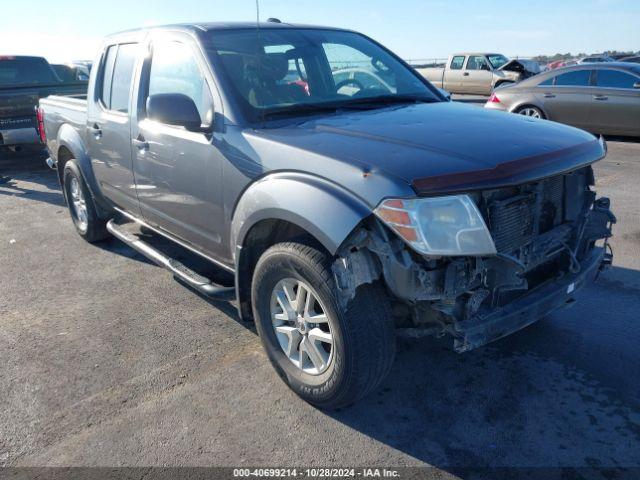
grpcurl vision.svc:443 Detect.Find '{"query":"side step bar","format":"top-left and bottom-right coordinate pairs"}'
top-left (106, 219), bottom-right (235, 300)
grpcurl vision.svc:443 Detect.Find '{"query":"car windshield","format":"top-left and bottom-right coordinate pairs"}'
top-left (487, 54), bottom-right (509, 69)
top-left (201, 28), bottom-right (439, 121)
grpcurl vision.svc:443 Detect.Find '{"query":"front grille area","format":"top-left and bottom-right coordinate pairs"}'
top-left (481, 170), bottom-right (587, 257)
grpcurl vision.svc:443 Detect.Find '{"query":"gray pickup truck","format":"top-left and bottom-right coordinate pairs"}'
top-left (40, 22), bottom-right (615, 408)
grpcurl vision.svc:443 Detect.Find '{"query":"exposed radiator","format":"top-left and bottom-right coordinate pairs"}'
top-left (485, 175), bottom-right (566, 254)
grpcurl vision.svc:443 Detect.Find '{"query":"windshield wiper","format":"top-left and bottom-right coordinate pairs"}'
top-left (338, 94), bottom-right (438, 109)
top-left (261, 95), bottom-right (437, 120)
top-left (262, 103), bottom-right (342, 119)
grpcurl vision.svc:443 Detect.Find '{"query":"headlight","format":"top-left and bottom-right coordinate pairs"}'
top-left (374, 195), bottom-right (497, 256)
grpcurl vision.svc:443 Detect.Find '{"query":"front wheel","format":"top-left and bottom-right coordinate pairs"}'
top-left (251, 242), bottom-right (396, 409)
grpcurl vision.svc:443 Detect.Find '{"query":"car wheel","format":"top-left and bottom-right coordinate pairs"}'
top-left (517, 105), bottom-right (545, 119)
top-left (251, 242), bottom-right (395, 409)
top-left (63, 159), bottom-right (109, 242)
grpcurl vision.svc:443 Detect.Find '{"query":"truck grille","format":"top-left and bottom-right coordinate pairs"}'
top-left (484, 175), bottom-right (567, 254)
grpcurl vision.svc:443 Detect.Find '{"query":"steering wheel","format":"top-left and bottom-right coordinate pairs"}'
top-left (335, 78), bottom-right (365, 93)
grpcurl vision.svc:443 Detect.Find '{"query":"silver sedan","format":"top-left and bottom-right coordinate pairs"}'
top-left (485, 63), bottom-right (640, 136)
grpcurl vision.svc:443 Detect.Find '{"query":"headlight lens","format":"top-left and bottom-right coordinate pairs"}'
top-left (374, 195), bottom-right (497, 256)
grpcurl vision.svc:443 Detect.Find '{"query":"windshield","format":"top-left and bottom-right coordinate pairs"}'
top-left (201, 28), bottom-right (439, 121)
top-left (487, 54), bottom-right (509, 69)
top-left (0, 56), bottom-right (59, 86)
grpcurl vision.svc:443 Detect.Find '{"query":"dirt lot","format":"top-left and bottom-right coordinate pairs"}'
top-left (1, 136), bottom-right (639, 476)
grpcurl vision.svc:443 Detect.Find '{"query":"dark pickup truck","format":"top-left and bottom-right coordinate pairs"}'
top-left (0, 56), bottom-right (86, 151)
top-left (40, 22), bottom-right (615, 408)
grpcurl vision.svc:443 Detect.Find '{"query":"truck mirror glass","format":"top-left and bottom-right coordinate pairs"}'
top-left (147, 93), bottom-right (210, 132)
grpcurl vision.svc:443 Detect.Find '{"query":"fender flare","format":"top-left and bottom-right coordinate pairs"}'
top-left (231, 172), bottom-right (373, 259)
top-left (57, 124), bottom-right (111, 216)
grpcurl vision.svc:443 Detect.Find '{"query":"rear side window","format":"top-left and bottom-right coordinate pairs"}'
top-left (100, 43), bottom-right (138, 113)
top-left (596, 69), bottom-right (639, 89)
top-left (554, 70), bottom-right (592, 87)
top-left (450, 56), bottom-right (465, 70)
top-left (100, 46), bottom-right (117, 108)
top-left (0, 56), bottom-right (58, 86)
top-left (466, 56), bottom-right (489, 71)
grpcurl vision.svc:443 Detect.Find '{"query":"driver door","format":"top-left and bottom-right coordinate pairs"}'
top-left (131, 35), bottom-right (227, 259)
top-left (464, 56), bottom-right (493, 95)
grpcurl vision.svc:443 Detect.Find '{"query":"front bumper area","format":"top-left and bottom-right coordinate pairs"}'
top-left (452, 246), bottom-right (607, 352)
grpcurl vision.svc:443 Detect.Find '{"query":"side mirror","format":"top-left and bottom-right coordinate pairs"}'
top-left (634, 82), bottom-right (640, 89)
top-left (146, 93), bottom-right (210, 132)
top-left (481, 63), bottom-right (491, 71)
top-left (436, 87), bottom-right (452, 101)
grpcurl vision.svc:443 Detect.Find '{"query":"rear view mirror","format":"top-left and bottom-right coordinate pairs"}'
top-left (146, 93), bottom-right (211, 133)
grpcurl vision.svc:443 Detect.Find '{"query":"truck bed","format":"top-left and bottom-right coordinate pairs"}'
top-left (39, 94), bottom-right (88, 159)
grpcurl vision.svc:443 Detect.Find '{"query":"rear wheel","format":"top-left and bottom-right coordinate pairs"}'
top-left (516, 105), bottom-right (545, 119)
top-left (251, 242), bottom-right (395, 409)
top-left (63, 159), bottom-right (109, 242)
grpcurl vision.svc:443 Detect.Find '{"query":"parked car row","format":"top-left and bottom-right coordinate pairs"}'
top-left (0, 55), bottom-right (88, 152)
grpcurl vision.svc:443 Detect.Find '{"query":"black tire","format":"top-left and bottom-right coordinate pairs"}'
top-left (515, 105), bottom-right (546, 119)
top-left (251, 242), bottom-right (395, 409)
top-left (62, 159), bottom-right (109, 243)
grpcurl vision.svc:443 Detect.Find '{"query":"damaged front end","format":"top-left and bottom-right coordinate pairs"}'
top-left (333, 165), bottom-right (615, 352)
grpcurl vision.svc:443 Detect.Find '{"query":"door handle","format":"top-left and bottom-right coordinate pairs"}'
top-left (594, 95), bottom-right (608, 101)
top-left (463, 72), bottom-right (470, 76)
top-left (544, 93), bottom-right (556, 98)
top-left (89, 124), bottom-right (102, 137)
top-left (132, 136), bottom-right (149, 150)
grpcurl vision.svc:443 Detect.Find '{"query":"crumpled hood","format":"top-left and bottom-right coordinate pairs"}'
top-left (248, 102), bottom-right (605, 195)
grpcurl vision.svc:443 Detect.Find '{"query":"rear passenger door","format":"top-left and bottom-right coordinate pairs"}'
top-left (588, 69), bottom-right (640, 135)
top-left (87, 42), bottom-right (140, 213)
top-left (535, 69), bottom-right (593, 130)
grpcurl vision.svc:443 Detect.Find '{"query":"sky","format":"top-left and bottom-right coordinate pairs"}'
top-left (1, 0), bottom-right (638, 63)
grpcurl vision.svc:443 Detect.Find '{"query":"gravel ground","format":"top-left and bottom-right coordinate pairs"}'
top-left (1, 137), bottom-right (639, 477)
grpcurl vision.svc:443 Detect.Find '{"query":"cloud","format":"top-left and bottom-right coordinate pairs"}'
top-left (0, 30), bottom-right (103, 63)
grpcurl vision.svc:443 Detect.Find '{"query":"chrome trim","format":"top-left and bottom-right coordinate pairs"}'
top-left (113, 207), bottom-right (235, 273)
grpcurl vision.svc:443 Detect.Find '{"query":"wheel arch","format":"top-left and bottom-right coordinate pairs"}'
top-left (56, 124), bottom-right (111, 217)
top-left (510, 101), bottom-right (548, 119)
top-left (231, 173), bottom-right (373, 321)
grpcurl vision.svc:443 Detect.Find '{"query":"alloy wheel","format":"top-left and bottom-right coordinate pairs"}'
top-left (69, 176), bottom-right (88, 230)
top-left (270, 278), bottom-right (333, 375)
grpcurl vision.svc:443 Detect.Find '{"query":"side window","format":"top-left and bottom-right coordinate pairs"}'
top-left (539, 76), bottom-right (554, 86)
top-left (99, 46), bottom-right (117, 108)
top-left (554, 70), bottom-right (592, 87)
top-left (110, 44), bottom-right (138, 113)
top-left (467, 56), bottom-right (489, 71)
top-left (450, 56), bottom-right (465, 70)
top-left (596, 70), bottom-right (638, 89)
top-left (148, 41), bottom-right (213, 125)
